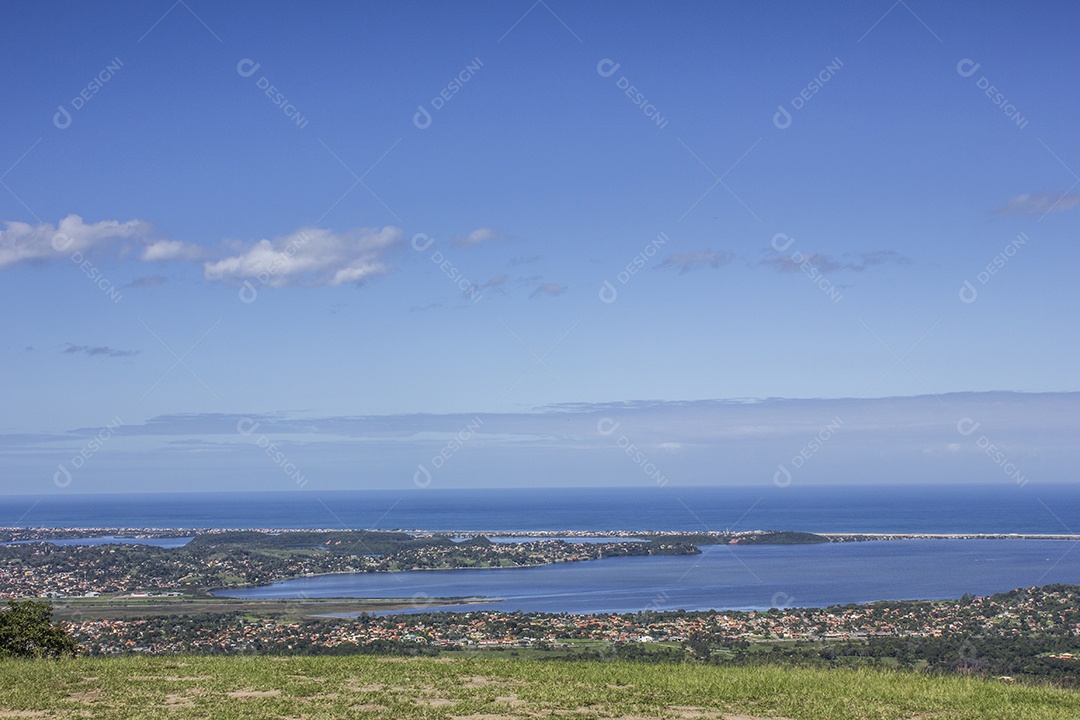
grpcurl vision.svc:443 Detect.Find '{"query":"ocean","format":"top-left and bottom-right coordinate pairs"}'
top-left (1, 484), bottom-right (1076, 534)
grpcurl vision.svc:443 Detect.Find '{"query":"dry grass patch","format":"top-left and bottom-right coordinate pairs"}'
top-left (462, 675), bottom-right (525, 687)
top-left (65, 691), bottom-right (99, 704)
top-left (226, 688), bottom-right (282, 699)
top-left (162, 693), bottom-right (194, 707)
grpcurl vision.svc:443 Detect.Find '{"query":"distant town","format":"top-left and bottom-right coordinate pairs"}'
top-left (69, 583), bottom-right (1079, 656)
top-left (2, 526), bottom-right (1078, 685)
top-left (3, 526), bottom-right (1079, 599)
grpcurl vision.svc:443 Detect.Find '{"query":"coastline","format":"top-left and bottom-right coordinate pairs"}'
top-left (5, 526), bottom-right (1080, 541)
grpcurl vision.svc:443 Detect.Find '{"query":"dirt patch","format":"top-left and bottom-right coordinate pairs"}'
top-left (496, 694), bottom-right (527, 708)
top-left (226, 689), bottom-right (282, 699)
top-left (417, 698), bottom-right (457, 707)
top-left (163, 694), bottom-right (194, 708)
top-left (66, 691), bottom-right (99, 704)
top-left (669, 707), bottom-right (722, 719)
top-left (722, 715), bottom-right (795, 720)
top-left (345, 682), bottom-right (385, 693)
top-left (0, 713), bottom-right (50, 718)
top-left (461, 675), bottom-right (525, 688)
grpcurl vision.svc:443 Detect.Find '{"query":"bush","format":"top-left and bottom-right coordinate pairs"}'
top-left (0, 599), bottom-right (77, 658)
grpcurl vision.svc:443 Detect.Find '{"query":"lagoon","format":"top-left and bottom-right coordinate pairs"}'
top-left (218, 538), bottom-right (1080, 614)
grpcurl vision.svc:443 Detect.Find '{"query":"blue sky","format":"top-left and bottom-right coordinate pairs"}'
top-left (1, 0), bottom-right (1078, 494)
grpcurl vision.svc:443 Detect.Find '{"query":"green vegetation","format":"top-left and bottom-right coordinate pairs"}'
top-left (53, 585), bottom-right (1080, 687)
top-left (0, 599), bottom-right (76, 658)
top-left (0, 654), bottom-right (1077, 719)
top-left (735, 531), bottom-right (831, 544)
top-left (183, 529), bottom-right (446, 555)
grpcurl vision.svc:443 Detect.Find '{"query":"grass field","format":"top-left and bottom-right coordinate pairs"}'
top-left (1, 655), bottom-right (1078, 719)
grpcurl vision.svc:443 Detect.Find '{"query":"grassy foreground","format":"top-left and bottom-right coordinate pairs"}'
top-left (0, 655), bottom-right (1078, 720)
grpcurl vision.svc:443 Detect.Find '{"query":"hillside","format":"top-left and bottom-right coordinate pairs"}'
top-left (0, 655), bottom-right (1077, 719)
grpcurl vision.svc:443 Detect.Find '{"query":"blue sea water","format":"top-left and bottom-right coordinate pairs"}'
top-left (1, 484), bottom-right (1076, 534)
top-left (3, 485), bottom-right (1078, 612)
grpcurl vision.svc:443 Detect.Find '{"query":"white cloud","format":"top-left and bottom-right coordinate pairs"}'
top-left (6, 392), bottom-right (1078, 490)
top-left (140, 239), bottom-right (202, 262)
top-left (453, 227), bottom-right (507, 247)
top-left (996, 190), bottom-right (1080, 216)
top-left (0, 214), bottom-right (153, 268)
top-left (62, 344), bottom-right (139, 358)
top-left (530, 282), bottom-right (567, 298)
top-left (759, 250), bottom-right (908, 275)
top-left (657, 250), bottom-right (731, 274)
top-left (203, 226), bottom-right (403, 287)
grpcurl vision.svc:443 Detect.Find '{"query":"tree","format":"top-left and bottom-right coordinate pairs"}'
top-left (0, 600), bottom-right (78, 658)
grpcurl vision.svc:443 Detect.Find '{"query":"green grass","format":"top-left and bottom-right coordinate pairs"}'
top-left (0, 655), bottom-right (1077, 719)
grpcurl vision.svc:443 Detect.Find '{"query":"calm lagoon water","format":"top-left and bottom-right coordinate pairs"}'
top-left (217, 539), bottom-right (1080, 614)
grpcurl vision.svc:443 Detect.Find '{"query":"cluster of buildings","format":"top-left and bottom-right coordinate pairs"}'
top-left (69, 585), bottom-right (1080, 655)
top-left (0, 536), bottom-right (690, 599)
